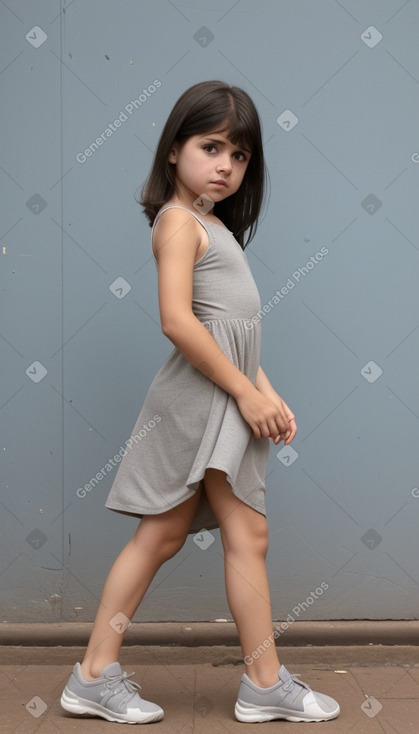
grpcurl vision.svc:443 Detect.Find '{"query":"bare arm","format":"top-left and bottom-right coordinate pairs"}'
top-left (153, 209), bottom-right (252, 399)
top-left (153, 209), bottom-right (290, 440)
top-left (256, 366), bottom-right (279, 401)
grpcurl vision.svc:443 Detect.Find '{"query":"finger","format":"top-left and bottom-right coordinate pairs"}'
top-left (252, 423), bottom-right (262, 439)
top-left (262, 421), bottom-right (274, 439)
top-left (284, 423), bottom-right (297, 444)
top-left (269, 418), bottom-right (284, 440)
top-left (281, 399), bottom-right (294, 418)
top-left (275, 416), bottom-right (288, 437)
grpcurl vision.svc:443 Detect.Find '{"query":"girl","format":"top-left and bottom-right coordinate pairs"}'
top-left (61, 81), bottom-right (340, 724)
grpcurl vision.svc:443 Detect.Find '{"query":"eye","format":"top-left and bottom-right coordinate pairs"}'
top-left (203, 144), bottom-right (217, 153)
top-left (233, 151), bottom-right (248, 162)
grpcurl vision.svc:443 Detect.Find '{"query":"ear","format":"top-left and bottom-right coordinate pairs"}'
top-left (168, 141), bottom-right (179, 164)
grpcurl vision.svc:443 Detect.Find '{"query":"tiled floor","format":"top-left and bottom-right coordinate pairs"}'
top-left (2, 645), bottom-right (418, 733)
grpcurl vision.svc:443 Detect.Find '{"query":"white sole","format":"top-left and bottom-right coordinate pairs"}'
top-left (235, 699), bottom-right (340, 723)
top-left (61, 687), bottom-right (164, 724)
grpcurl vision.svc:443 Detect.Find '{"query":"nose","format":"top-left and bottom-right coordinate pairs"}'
top-left (216, 153), bottom-right (232, 173)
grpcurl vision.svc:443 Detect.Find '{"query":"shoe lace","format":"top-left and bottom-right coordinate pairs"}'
top-left (104, 670), bottom-right (142, 702)
top-left (284, 673), bottom-right (312, 694)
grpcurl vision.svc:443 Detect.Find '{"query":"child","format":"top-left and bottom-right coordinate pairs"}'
top-left (61, 80), bottom-right (340, 724)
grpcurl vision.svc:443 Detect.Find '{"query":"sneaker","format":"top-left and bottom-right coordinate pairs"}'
top-left (235, 664), bottom-right (340, 723)
top-left (60, 661), bottom-right (164, 724)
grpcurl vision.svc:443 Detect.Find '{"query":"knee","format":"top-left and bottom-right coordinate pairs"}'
top-left (158, 531), bottom-right (188, 561)
top-left (256, 522), bottom-right (269, 558)
top-left (222, 516), bottom-right (269, 559)
top-left (144, 527), bottom-right (188, 562)
top-left (133, 521), bottom-right (188, 562)
top-left (248, 520), bottom-right (269, 558)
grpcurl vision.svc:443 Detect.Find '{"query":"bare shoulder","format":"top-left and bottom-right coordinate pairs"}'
top-left (152, 207), bottom-right (202, 262)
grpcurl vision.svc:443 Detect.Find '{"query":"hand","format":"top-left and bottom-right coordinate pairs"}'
top-left (235, 387), bottom-right (293, 441)
top-left (267, 394), bottom-right (297, 445)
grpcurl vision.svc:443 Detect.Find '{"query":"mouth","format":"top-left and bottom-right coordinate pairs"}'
top-left (211, 180), bottom-right (228, 188)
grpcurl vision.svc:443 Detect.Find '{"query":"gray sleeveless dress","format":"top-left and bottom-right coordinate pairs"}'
top-left (105, 205), bottom-right (270, 533)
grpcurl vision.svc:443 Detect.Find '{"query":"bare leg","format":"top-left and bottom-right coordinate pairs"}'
top-left (81, 489), bottom-right (202, 680)
top-left (204, 468), bottom-right (280, 688)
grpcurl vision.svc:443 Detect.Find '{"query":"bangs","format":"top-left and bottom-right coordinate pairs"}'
top-left (178, 91), bottom-right (257, 154)
top-left (224, 103), bottom-right (255, 153)
top-left (206, 104), bottom-right (254, 153)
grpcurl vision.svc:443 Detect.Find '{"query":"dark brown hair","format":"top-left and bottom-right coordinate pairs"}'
top-left (140, 80), bottom-right (268, 249)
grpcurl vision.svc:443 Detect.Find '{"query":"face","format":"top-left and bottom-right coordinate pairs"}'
top-left (168, 127), bottom-right (251, 208)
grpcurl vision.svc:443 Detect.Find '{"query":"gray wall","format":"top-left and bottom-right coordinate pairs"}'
top-left (1, 0), bottom-right (418, 623)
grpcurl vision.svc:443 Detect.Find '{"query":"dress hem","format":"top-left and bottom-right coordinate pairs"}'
top-left (190, 461), bottom-right (266, 516)
top-left (105, 461), bottom-right (266, 523)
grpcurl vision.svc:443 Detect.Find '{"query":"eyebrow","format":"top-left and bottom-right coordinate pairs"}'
top-left (201, 136), bottom-right (251, 154)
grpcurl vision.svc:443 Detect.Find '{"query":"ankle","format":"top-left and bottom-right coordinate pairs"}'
top-left (246, 667), bottom-right (280, 689)
top-left (80, 660), bottom-right (112, 681)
